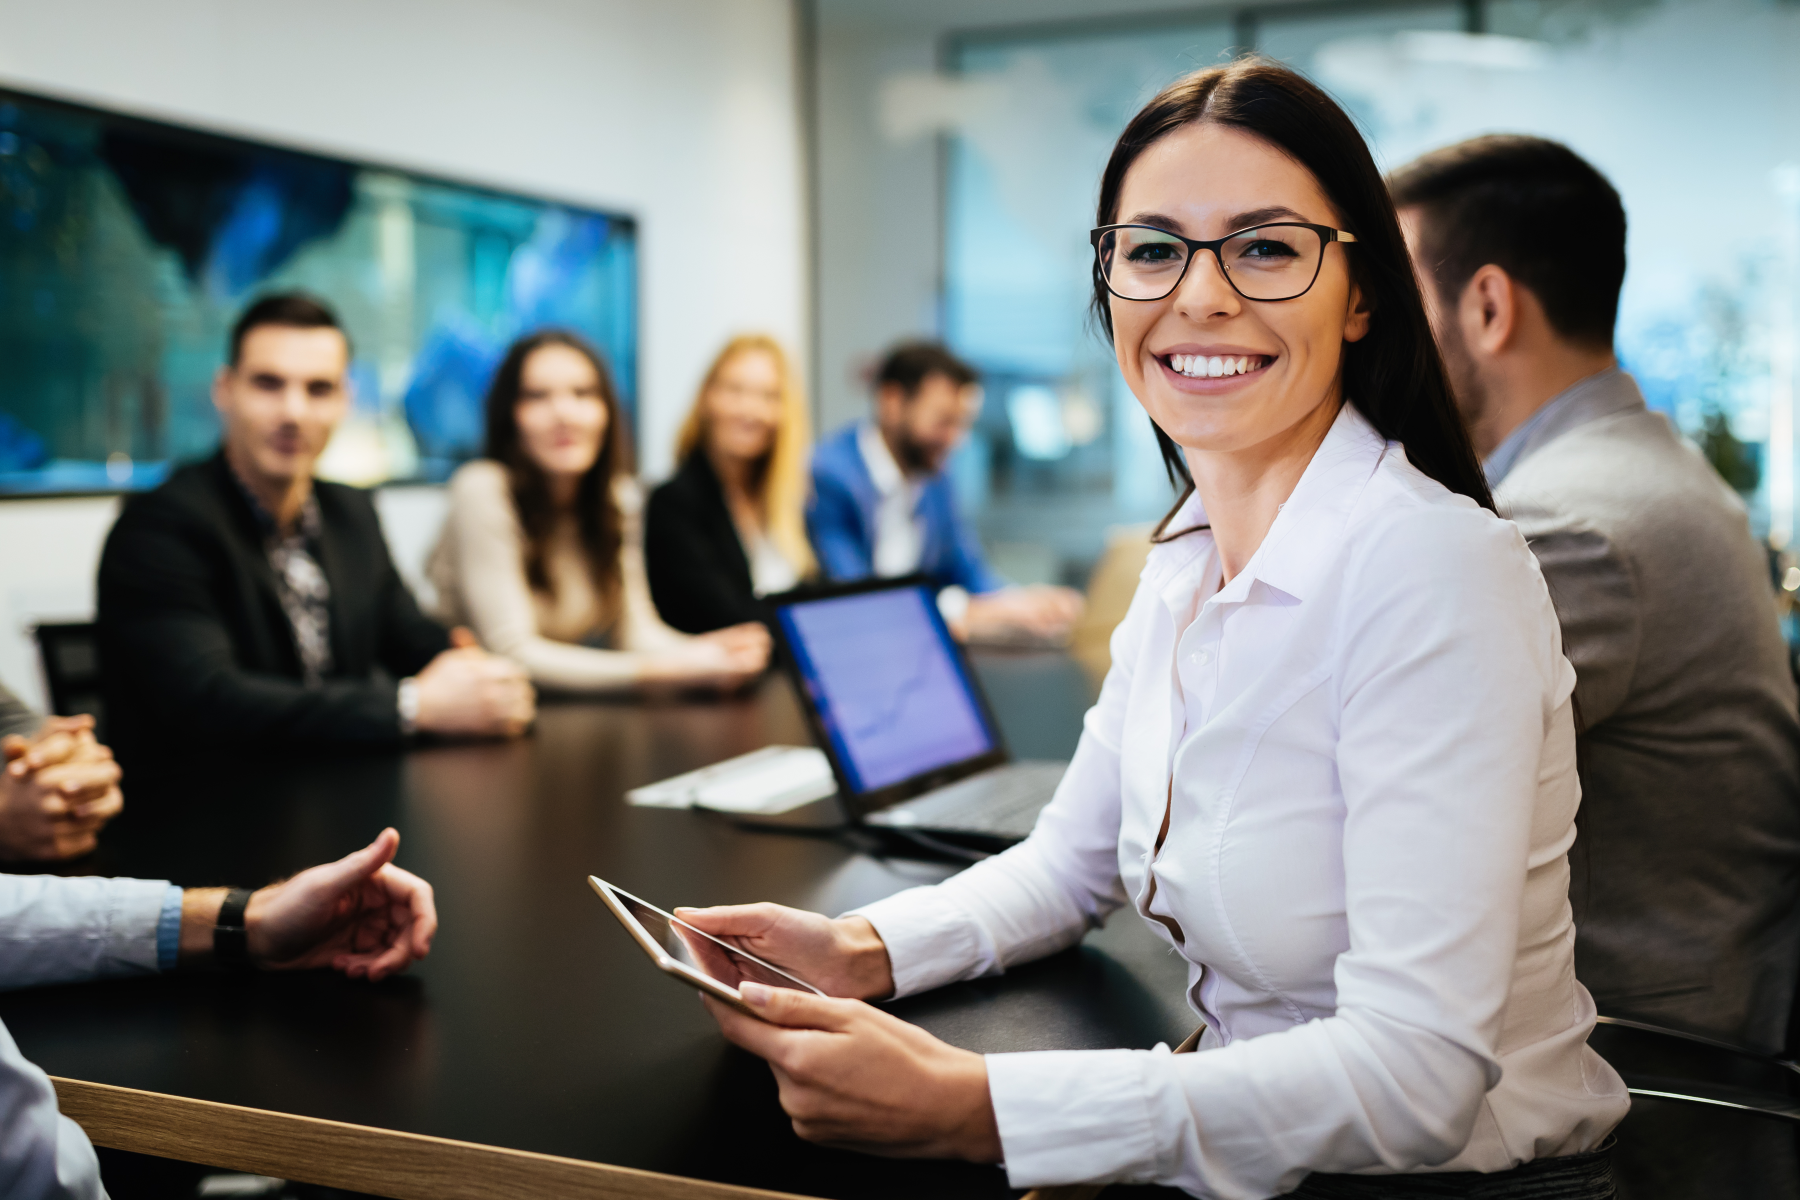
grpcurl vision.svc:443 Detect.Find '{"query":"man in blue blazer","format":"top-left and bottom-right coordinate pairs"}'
top-left (808, 342), bottom-right (1082, 640)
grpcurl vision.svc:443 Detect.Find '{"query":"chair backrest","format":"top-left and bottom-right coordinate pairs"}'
top-left (33, 622), bottom-right (103, 722)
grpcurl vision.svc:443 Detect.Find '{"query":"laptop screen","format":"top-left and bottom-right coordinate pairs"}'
top-left (777, 584), bottom-right (997, 794)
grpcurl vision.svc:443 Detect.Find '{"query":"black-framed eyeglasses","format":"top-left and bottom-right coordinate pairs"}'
top-left (1090, 222), bottom-right (1358, 303)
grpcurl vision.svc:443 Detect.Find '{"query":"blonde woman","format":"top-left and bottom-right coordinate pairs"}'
top-left (646, 336), bottom-right (816, 632)
top-left (427, 330), bottom-right (769, 692)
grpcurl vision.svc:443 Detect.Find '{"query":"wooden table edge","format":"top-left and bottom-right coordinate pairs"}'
top-left (52, 1076), bottom-right (819, 1200)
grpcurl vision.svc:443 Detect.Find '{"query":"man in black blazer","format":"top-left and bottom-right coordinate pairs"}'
top-left (98, 293), bottom-right (534, 765)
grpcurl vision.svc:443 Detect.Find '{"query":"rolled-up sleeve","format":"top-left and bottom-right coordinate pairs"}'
top-left (0, 874), bottom-right (171, 991)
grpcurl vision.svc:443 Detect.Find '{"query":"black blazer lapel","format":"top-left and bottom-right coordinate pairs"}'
top-left (202, 454), bottom-right (302, 674)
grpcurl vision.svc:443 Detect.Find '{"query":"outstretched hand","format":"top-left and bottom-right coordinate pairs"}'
top-left (702, 982), bottom-right (1001, 1161)
top-left (245, 828), bottom-right (437, 981)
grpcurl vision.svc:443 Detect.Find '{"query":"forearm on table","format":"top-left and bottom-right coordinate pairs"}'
top-left (117, 637), bottom-right (404, 743)
top-left (851, 846), bottom-right (1095, 998)
top-left (176, 886), bottom-right (230, 964)
top-left (0, 875), bottom-right (171, 990)
top-left (494, 636), bottom-right (651, 691)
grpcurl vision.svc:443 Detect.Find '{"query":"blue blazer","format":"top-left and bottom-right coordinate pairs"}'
top-left (807, 423), bottom-right (1005, 594)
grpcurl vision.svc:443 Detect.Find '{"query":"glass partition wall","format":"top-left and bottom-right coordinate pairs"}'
top-left (938, 0), bottom-right (1800, 584)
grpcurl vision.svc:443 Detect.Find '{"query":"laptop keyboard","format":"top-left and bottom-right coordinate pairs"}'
top-left (866, 761), bottom-right (1067, 840)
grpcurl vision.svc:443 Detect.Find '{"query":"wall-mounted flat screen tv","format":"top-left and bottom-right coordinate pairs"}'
top-left (0, 87), bottom-right (636, 495)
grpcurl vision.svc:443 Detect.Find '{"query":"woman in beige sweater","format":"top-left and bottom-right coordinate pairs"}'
top-left (427, 331), bottom-right (770, 691)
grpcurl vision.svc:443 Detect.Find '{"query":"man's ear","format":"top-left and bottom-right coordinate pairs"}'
top-left (211, 366), bottom-right (234, 418)
top-left (873, 382), bottom-right (907, 428)
top-left (1461, 265), bottom-right (1517, 357)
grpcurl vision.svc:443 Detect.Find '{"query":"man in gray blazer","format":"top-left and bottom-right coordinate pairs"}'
top-left (0, 826), bottom-right (435, 1198)
top-left (1393, 136), bottom-right (1800, 1055)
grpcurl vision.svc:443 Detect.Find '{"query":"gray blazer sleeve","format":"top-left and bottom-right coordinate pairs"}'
top-left (1507, 501), bottom-right (1642, 726)
top-left (0, 875), bottom-right (169, 991)
top-left (0, 1018), bottom-right (104, 1200)
top-left (0, 683), bottom-right (40, 741)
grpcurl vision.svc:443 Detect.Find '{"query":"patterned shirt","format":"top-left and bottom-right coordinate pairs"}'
top-left (236, 477), bottom-right (335, 685)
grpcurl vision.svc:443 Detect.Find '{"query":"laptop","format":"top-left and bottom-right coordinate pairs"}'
top-left (770, 576), bottom-right (1066, 850)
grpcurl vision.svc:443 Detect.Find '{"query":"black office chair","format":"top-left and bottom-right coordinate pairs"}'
top-left (33, 622), bottom-right (104, 723)
top-left (1589, 1014), bottom-right (1800, 1122)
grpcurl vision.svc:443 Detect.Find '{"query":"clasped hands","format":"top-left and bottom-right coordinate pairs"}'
top-left (676, 902), bottom-right (1003, 1163)
top-left (0, 715), bottom-right (123, 861)
top-left (411, 627), bottom-right (536, 737)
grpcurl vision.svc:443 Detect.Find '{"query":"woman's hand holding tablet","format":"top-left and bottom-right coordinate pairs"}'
top-left (593, 881), bottom-right (997, 1158)
top-left (590, 877), bottom-right (828, 1013)
top-left (699, 980), bottom-right (1002, 1161)
top-left (672, 901), bottom-right (896, 1001)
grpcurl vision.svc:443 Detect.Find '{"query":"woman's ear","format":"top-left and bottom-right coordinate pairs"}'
top-left (1342, 277), bottom-right (1374, 344)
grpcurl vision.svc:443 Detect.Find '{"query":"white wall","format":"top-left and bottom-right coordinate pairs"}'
top-left (0, 0), bottom-right (804, 711)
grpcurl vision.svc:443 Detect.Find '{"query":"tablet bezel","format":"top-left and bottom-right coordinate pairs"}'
top-left (587, 876), bottom-right (823, 1017)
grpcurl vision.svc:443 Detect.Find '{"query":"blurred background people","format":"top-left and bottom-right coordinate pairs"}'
top-left (98, 293), bottom-right (535, 770)
top-left (428, 331), bottom-right (770, 691)
top-left (0, 827), bottom-right (435, 1200)
top-left (0, 686), bottom-right (121, 862)
top-left (1392, 136), bottom-right (1800, 1053)
top-left (807, 341), bottom-right (1083, 642)
top-left (646, 335), bottom-right (816, 632)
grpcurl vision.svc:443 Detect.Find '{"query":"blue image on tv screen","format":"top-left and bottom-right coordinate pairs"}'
top-left (0, 87), bottom-right (636, 494)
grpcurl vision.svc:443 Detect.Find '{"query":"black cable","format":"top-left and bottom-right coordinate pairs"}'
top-left (890, 828), bottom-right (993, 863)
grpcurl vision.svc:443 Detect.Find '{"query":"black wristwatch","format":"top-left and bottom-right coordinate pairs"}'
top-left (214, 888), bottom-right (255, 969)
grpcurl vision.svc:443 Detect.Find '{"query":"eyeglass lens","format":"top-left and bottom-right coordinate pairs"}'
top-left (1098, 225), bottom-right (1326, 302)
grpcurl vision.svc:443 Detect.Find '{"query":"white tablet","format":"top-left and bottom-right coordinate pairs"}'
top-left (588, 876), bottom-right (824, 1017)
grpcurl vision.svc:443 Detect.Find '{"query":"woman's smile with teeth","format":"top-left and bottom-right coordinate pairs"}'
top-left (1169, 353), bottom-right (1267, 378)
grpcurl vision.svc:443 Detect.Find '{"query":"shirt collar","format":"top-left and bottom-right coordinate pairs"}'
top-left (1142, 402), bottom-right (1389, 608)
top-left (1483, 365), bottom-right (1636, 487)
top-left (230, 466), bottom-right (321, 542)
top-left (857, 421), bottom-right (915, 498)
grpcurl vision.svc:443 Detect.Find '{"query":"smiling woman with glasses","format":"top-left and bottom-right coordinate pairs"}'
top-left (676, 57), bottom-right (1628, 1200)
top-left (1092, 218), bottom-right (1357, 304)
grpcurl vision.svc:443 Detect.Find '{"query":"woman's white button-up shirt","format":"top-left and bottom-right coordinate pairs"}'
top-left (853, 403), bottom-right (1629, 1200)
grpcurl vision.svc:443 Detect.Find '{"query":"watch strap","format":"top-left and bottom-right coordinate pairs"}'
top-left (214, 887), bottom-right (255, 969)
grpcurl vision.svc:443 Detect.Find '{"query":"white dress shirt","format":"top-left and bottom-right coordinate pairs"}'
top-left (857, 421), bottom-right (927, 577)
top-left (853, 404), bottom-right (1629, 1199)
top-left (741, 527), bottom-right (801, 597)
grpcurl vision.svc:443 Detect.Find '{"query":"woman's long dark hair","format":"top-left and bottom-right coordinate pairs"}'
top-left (483, 330), bottom-right (634, 617)
top-left (1092, 57), bottom-right (1493, 534)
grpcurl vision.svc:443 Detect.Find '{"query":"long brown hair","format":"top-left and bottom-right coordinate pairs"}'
top-left (483, 330), bottom-right (633, 615)
top-left (1091, 58), bottom-right (1493, 538)
top-left (674, 335), bottom-right (816, 577)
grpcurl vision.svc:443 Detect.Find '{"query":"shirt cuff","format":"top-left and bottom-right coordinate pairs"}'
top-left (155, 883), bottom-right (183, 971)
top-left (396, 677), bottom-right (421, 735)
top-left (846, 885), bottom-right (1000, 998)
top-left (936, 586), bottom-right (971, 625)
top-left (987, 1046), bottom-right (1170, 1190)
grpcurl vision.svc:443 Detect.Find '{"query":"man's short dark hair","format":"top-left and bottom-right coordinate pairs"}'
top-left (1389, 136), bottom-right (1625, 349)
top-left (874, 341), bottom-right (978, 399)
top-left (228, 291), bottom-right (351, 366)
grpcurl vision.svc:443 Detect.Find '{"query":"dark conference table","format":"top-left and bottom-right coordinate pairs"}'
top-left (1, 651), bottom-right (1200, 1200)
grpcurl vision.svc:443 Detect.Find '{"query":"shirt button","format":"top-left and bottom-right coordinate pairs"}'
top-left (1191, 647), bottom-right (1212, 665)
